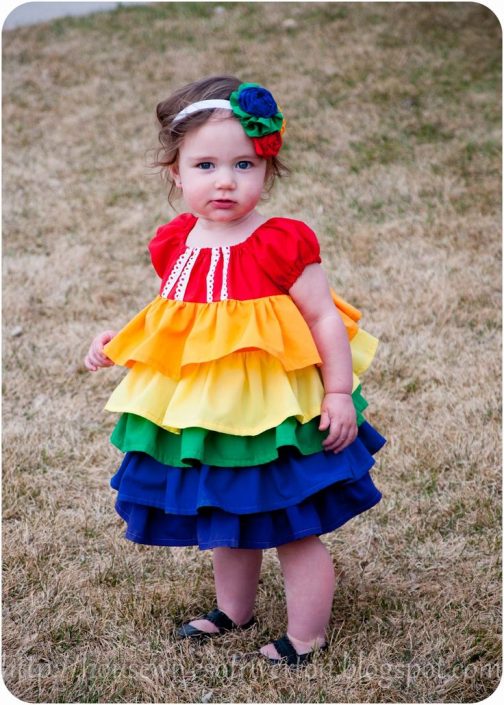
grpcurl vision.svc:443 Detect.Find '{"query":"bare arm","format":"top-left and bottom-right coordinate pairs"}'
top-left (289, 263), bottom-right (357, 453)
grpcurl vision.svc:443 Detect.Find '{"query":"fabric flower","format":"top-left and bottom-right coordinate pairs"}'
top-left (229, 83), bottom-right (284, 138)
top-left (252, 133), bottom-right (283, 158)
top-left (236, 83), bottom-right (278, 117)
top-left (229, 82), bottom-right (285, 157)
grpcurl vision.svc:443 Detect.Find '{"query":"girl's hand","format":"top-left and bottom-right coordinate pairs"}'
top-left (84, 330), bottom-right (117, 372)
top-left (319, 392), bottom-right (358, 454)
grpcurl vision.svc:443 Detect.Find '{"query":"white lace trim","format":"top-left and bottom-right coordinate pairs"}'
top-left (161, 245), bottom-right (231, 302)
top-left (206, 248), bottom-right (221, 303)
top-left (161, 249), bottom-right (193, 299)
top-left (220, 246), bottom-right (230, 300)
top-left (174, 248), bottom-right (200, 300)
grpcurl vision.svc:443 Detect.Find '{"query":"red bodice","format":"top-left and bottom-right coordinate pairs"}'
top-left (148, 213), bottom-right (322, 303)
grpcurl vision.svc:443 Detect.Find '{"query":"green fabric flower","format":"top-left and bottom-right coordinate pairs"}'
top-left (229, 83), bottom-right (284, 138)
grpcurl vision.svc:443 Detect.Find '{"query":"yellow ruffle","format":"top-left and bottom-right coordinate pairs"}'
top-left (103, 295), bottom-right (322, 381)
top-left (105, 352), bottom-right (326, 436)
top-left (103, 289), bottom-right (379, 434)
top-left (351, 328), bottom-right (378, 376)
top-left (104, 333), bottom-right (374, 437)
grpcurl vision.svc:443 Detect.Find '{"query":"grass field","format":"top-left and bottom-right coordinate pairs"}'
top-left (2, 2), bottom-right (501, 702)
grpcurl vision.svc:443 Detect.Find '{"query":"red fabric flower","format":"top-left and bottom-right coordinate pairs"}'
top-left (252, 132), bottom-right (283, 158)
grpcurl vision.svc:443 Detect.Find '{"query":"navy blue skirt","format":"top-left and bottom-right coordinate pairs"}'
top-left (110, 421), bottom-right (385, 550)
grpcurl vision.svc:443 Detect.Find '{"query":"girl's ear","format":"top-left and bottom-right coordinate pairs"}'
top-left (169, 164), bottom-right (182, 188)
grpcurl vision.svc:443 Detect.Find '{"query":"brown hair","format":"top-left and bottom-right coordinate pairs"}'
top-left (151, 75), bottom-right (289, 205)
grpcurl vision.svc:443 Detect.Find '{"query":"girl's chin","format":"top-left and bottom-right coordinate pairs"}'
top-left (189, 202), bottom-right (260, 223)
top-left (199, 207), bottom-right (247, 222)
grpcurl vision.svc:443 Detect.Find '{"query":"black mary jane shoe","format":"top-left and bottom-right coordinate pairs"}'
top-left (262, 634), bottom-right (328, 668)
top-left (176, 608), bottom-right (256, 640)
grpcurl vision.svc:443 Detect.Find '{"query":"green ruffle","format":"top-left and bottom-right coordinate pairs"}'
top-left (110, 387), bottom-right (369, 468)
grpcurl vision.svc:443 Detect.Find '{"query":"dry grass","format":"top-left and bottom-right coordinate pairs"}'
top-left (2, 2), bottom-right (501, 702)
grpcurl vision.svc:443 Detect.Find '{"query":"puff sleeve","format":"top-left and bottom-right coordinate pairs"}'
top-left (148, 213), bottom-right (194, 279)
top-left (254, 218), bottom-right (322, 291)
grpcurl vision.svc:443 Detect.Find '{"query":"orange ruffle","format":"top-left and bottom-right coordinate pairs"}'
top-left (103, 295), bottom-right (322, 380)
top-left (103, 290), bottom-right (367, 381)
top-left (331, 290), bottom-right (361, 340)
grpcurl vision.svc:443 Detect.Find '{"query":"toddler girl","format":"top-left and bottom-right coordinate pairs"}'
top-left (84, 75), bottom-right (385, 668)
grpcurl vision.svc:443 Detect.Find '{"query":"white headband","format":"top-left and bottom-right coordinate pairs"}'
top-left (172, 99), bottom-right (232, 124)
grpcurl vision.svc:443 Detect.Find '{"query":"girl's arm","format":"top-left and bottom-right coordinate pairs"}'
top-left (289, 264), bottom-right (358, 454)
top-left (84, 330), bottom-right (117, 372)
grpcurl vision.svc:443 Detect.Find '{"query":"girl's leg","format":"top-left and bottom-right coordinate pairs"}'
top-left (189, 547), bottom-right (263, 633)
top-left (260, 535), bottom-right (335, 658)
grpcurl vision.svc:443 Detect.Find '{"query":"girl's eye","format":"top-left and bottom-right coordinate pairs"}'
top-left (236, 161), bottom-right (253, 170)
top-left (196, 162), bottom-right (213, 170)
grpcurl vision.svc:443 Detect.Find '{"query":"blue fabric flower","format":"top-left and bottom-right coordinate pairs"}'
top-left (237, 83), bottom-right (278, 118)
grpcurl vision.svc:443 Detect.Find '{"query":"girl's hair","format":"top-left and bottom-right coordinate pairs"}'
top-left (152, 75), bottom-right (289, 205)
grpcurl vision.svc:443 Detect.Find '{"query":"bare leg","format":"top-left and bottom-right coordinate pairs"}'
top-left (189, 547), bottom-right (263, 633)
top-left (260, 536), bottom-right (335, 658)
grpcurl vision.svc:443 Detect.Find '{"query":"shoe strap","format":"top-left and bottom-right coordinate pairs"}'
top-left (204, 608), bottom-right (236, 631)
top-left (272, 635), bottom-right (301, 663)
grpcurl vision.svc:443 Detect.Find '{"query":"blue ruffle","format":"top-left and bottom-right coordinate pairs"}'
top-left (110, 421), bottom-right (385, 550)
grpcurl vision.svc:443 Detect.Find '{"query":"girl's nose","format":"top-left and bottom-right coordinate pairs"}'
top-left (214, 167), bottom-right (236, 189)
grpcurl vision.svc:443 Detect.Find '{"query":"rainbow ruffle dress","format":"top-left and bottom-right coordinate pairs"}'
top-left (103, 214), bottom-right (385, 550)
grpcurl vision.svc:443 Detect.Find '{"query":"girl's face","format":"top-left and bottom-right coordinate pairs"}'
top-left (170, 115), bottom-right (267, 225)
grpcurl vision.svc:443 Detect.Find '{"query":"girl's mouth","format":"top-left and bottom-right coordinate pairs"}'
top-left (212, 199), bottom-right (236, 209)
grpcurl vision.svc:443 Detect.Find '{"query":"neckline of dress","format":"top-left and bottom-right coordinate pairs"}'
top-left (183, 214), bottom-right (277, 251)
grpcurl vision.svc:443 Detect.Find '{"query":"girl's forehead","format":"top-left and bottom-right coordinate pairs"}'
top-left (181, 115), bottom-right (253, 154)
